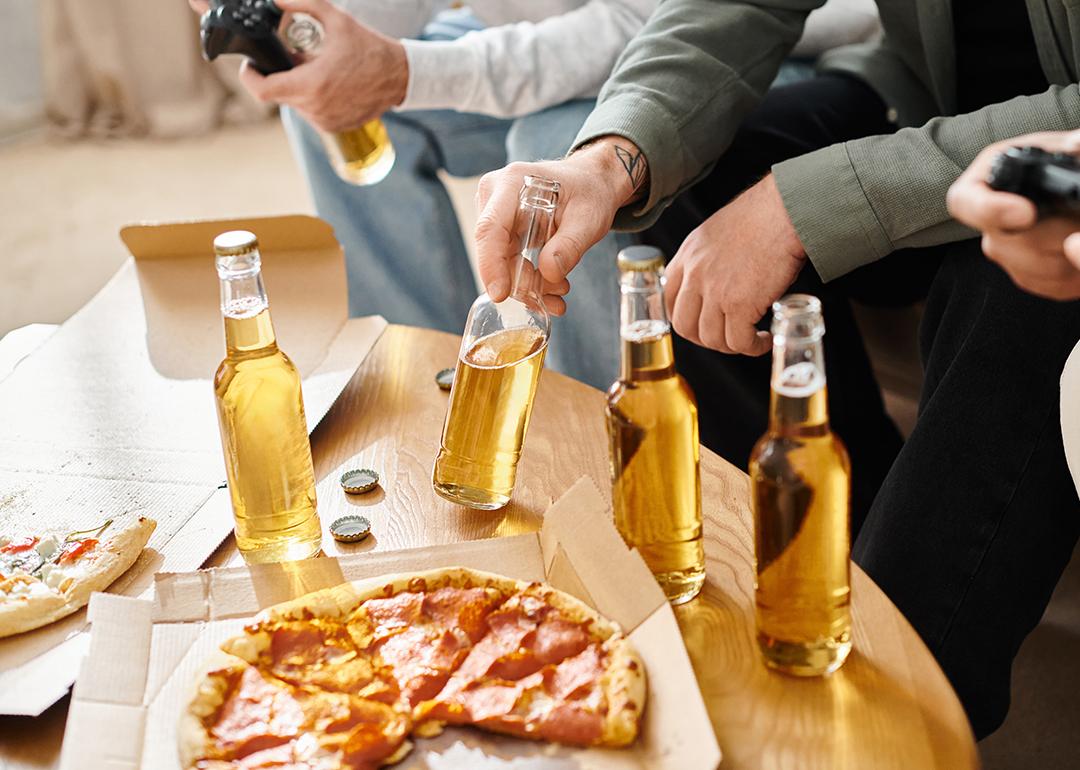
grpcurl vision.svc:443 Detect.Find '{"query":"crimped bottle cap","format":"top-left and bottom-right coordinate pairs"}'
top-left (340, 468), bottom-right (379, 494)
top-left (213, 230), bottom-right (259, 257)
top-left (330, 515), bottom-right (371, 543)
top-left (435, 368), bottom-right (455, 390)
top-left (617, 245), bottom-right (665, 272)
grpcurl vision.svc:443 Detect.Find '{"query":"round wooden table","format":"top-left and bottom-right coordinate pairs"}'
top-left (0, 324), bottom-right (979, 770)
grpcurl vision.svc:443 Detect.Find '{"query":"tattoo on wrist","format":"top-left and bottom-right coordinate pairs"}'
top-left (614, 145), bottom-right (648, 191)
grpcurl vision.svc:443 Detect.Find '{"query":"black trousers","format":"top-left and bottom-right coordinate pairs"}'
top-left (646, 73), bottom-right (1080, 738)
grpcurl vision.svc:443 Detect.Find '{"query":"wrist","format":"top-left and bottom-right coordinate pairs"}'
top-left (572, 136), bottom-right (648, 209)
top-left (760, 174), bottom-right (806, 260)
top-left (383, 39), bottom-right (408, 108)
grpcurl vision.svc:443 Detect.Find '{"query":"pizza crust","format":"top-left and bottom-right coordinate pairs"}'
top-left (0, 516), bottom-right (156, 638)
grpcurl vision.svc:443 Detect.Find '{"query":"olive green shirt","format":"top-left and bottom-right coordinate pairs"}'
top-left (574, 0), bottom-right (1080, 281)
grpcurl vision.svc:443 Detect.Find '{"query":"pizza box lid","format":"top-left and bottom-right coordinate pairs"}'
top-left (0, 215), bottom-right (387, 716)
top-left (62, 477), bottom-right (722, 770)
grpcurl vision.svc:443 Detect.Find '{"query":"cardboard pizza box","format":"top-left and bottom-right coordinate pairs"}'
top-left (62, 477), bottom-right (722, 770)
top-left (0, 215), bottom-right (387, 716)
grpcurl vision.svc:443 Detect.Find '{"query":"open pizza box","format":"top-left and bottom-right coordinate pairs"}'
top-left (61, 478), bottom-right (722, 770)
top-left (0, 215), bottom-right (387, 716)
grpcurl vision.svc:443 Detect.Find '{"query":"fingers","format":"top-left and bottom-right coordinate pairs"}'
top-left (947, 166), bottom-right (1037, 232)
top-left (670, 287), bottom-right (703, 347)
top-left (238, 59), bottom-right (303, 103)
top-left (188, 0), bottom-right (211, 14)
top-left (1064, 232), bottom-right (1080, 270)
top-left (724, 315), bottom-right (772, 357)
top-left (475, 176), bottom-right (522, 301)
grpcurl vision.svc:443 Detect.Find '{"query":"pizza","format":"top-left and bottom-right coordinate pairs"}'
top-left (0, 516), bottom-right (156, 638)
top-left (179, 567), bottom-right (646, 769)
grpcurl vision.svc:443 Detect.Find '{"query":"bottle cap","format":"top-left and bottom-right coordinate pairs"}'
top-left (213, 230), bottom-right (259, 257)
top-left (435, 368), bottom-right (455, 390)
top-left (330, 515), bottom-right (371, 543)
top-left (617, 245), bottom-right (665, 272)
top-left (340, 468), bottom-right (379, 494)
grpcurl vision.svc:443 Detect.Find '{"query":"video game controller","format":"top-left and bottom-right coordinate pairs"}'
top-left (201, 0), bottom-right (294, 75)
top-left (987, 146), bottom-right (1080, 216)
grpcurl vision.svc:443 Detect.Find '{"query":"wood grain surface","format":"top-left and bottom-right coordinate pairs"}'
top-left (0, 325), bottom-right (979, 770)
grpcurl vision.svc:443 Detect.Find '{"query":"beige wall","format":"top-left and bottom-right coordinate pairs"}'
top-left (0, 3), bottom-right (44, 137)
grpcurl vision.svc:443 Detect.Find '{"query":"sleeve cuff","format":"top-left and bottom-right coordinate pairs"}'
top-left (398, 39), bottom-right (480, 113)
top-left (572, 94), bottom-right (700, 232)
top-left (772, 143), bottom-right (893, 282)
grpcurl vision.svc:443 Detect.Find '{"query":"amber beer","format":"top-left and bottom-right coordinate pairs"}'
top-left (432, 176), bottom-right (559, 509)
top-left (606, 246), bottom-right (704, 604)
top-left (212, 231), bottom-right (322, 563)
top-left (749, 294), bottom-right (852, 675)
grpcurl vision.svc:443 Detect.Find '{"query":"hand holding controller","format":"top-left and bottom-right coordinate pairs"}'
top-left (987, 146), bottom-right (1080, 217)
top-left (200, 0), bottom-right (294, 75)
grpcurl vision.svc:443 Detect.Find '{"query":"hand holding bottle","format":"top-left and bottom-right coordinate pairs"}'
top-left (237, 0), bottom-right (408, 133)
top-left (475, 137), bottom-right (649, 312)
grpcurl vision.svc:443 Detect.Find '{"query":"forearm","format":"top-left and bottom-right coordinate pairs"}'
top-left (399, 0), bottom-right (654, 118)
top-left (573, 0), bottom-right (823, 230)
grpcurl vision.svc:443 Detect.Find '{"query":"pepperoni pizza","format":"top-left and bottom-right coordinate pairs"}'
top-left (179, 567), bottom-right (646, 769)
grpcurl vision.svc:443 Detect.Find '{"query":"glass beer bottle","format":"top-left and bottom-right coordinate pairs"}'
top-left (749, 294), bottom-right (852, 675)
top-left (606, 246), bottom-right (705, 604)
top-left (283, 12), bottom-right (396, 186)
top-left (432, 176), bottom-right (558, 510)
top-left (212, 230), bottom-right (323, 563)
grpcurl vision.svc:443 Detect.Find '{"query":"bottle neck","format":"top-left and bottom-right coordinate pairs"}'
top-left (220, 269), bottom-right (277, 355)
top-left (507, 197), bottom-right (555, 310)
top-left (618, 269), bottom-right (675, 381)
top-left (767, 336), bottom-right (829, 434)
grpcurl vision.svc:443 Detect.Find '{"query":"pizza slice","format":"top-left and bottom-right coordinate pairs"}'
top-left (0, 515), bottom-right (156, 638)
top-left (180, 568), bottom-right (646, 769)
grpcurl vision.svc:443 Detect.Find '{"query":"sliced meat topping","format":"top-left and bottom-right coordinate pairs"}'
top-left (533, 618), bottom-right (589, 665)
top-left (421, 586), bottom-right (500, 642)
top-left (550, 645), bottom-right (604, 701)
top-left (360, 592), bottom-right (423, 639)
top-left (376, 626), bottom-right (469, 706)
top-left (210, 667), bottom-right (305, 758)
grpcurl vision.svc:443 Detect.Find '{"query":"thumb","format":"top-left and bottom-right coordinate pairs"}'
top-left (536, 215), bottom-right (603, 284)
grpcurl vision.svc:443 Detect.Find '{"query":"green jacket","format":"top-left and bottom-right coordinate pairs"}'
top-left (575, 0), bottom-right (1080, 281)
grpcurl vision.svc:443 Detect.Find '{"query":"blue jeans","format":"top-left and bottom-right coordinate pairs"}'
top-left (281, 11), bottom-right (624, 389)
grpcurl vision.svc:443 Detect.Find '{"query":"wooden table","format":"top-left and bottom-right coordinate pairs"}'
top-left (0, 324), bottom-right (980, 770)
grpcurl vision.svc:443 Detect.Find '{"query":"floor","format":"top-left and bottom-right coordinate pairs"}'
top-left (1, 117), bottom-right (1077, 768)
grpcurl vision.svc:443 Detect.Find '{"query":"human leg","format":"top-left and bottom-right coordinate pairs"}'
top-left (853, 242), bottom-right (1080, 737)
top-left (506, 99), bottom-right (628, 389)
top-left (645, 73), bottom-right (906, 525)
top-left (279, 9), bottom-right (512, 333)
top-left (282, 107), bottom-right (509, 332)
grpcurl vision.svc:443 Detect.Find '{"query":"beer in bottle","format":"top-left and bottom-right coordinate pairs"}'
top-left (749, 294), bottom-right (852, 675)
top-left (432, 176), bottom-right (557, 509)
top-left (606, 246), bottom-right (705, 604)
top-left (212, 231), bottom-right (322, 563)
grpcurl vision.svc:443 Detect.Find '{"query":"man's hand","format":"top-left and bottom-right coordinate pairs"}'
top-left (188, 0), bottom-right (210, 14)
top-left (947, 130), bottom-right (1080, 301)
top-left (474, 137), bottom-right (648, 315)
top-left (237, 0), bottom-right (408, 133)
top-left (665, 175), bottom-right (806, 356)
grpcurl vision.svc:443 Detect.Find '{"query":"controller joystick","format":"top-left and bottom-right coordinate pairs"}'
top-left (201, 0), bottom-right (294, 75)
top-left (987, 146), bottom-right (1080, 216)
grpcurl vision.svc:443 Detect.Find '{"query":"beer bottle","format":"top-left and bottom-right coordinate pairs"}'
top-left (432, 176), bottom-right (558, 510)
top-left (749, 294), bottom-right (852, 675)
top-left (212, 231), bottom-right (322, 563)
top-left (606, 246), bottom-right (704, 604)
top-left (283, 12), bottom-right (396, 186)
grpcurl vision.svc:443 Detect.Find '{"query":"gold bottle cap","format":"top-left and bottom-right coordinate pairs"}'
top-left (617, 245), bottom-right (665, 272)
top-left (435, 368), bottom-right (455, 390)
top-left (213, 230), bottom-right (259, 257)
top-left (330, 515), bottom-right (372, 543)
top-left (340, 468), bottom-right (379, 494)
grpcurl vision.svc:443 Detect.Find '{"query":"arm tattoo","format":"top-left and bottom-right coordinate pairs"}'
top-left (614, 145), bottom-right (648, 191)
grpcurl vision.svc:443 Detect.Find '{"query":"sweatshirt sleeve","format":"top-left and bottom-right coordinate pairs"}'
top-left (774, 85), bottom-right (1080, 281)
top-left (397, 0), bottom-right (656, 119)
top-left (572, 0), bottom-right (824, 229)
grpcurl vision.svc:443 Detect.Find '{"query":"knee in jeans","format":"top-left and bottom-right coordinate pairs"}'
top-left (505, 101), bottom-right (596, 162)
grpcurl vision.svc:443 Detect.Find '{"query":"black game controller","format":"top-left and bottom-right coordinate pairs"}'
top-left (987, 146), bottom-right (1080, 216)
top-left (201, 0), bottom-right (294, 75)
